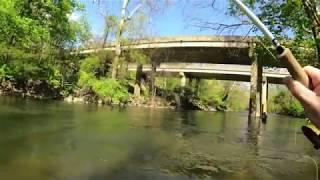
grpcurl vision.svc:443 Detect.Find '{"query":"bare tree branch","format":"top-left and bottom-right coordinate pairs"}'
top-left (191, 19), bottom-right (252, 35)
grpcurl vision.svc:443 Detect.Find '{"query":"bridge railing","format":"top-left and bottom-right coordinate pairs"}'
top-left (127, 63), bottom-right (289, 84)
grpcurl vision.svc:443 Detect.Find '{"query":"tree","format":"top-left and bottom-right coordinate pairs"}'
top-left (93, 0), bottom-right (171, 79)
top-left (102, 15), bottom-right (118, 48)
top-left (112, 0), bottom-right (130, 79)
top-left (302, 0), bottom-right (320, 62)
top-left (185, 0), bottom-right (319, 65)
top-left (0, 0), bottom-right (91, 97)
top-left (227, 0), bottom-right (320, 65)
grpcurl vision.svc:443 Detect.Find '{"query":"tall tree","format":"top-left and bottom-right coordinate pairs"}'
top-left (112, 0), bottom-right (130, 79)
top-left (302, 0), bottom-right (320, 62)
top-left (93, 0), bottom-right (171, 79)
top-left (0, 0), bottom-right (90, 94)
top-left (102, 15), bottom-right (118, 48)
top-left (227, 0), bottom-right (320, 65)
top-left (184, 0), bottom-right (320, 65)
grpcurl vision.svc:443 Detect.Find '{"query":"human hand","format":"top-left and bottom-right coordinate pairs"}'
top-left (284, 66), bottom-right (320, 128)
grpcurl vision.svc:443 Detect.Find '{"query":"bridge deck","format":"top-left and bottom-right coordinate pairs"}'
top-left (78, 36), bottom-right (281, 66)
top-left (128, 63), bottom-right (289, 84)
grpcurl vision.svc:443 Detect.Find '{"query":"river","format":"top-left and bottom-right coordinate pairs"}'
top-left (0, 96), bottom-right (318, 180)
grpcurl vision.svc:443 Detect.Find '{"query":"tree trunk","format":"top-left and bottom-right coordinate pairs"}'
top-left (111, 54), bottom-right (120, 79)
top-left (111, 0), bottom-right (129, 79)
top-left (313, 28), bottom-right (320, 63)
top-left (134, 64), bottom-right (143, 97)
top-left (302, 0), bottom-right (320, 63)
top-left (149, 61), bottom-right (156, 97)
top-left (102, 29), bottom-right (109, 48)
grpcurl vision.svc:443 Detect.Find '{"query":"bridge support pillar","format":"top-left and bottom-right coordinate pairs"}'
top-left (179, 72), bottom-right (186, 88)
top-left (261, 76), bottom-right (268, 118)
top-left (134, 64), bottom-right (143, 97)
top-left (257, 57), bottom-right (263, 117)
top-left (175, 72), bottom-right (186, 109)
top-left (249, 48), bottom-right (262, 119)
top-left (195, 78), bottom-right (201, 96)
top-left (150, 62), bottom-right (157, 97)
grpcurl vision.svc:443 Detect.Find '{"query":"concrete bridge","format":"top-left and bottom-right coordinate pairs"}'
top-left (79, 36), bottom-right (288, 119)
top-left (127, 63), bottom-right (288, 84)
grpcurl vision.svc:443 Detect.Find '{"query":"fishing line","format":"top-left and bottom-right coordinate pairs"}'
top-left (255, 36), bottom-right (278, 62)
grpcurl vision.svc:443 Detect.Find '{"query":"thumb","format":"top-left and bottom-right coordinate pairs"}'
top-left (283, 76), bottom-right (317, 107)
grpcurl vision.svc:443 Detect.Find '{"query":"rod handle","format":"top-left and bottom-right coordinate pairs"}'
top-left (278, 48), bottom-right (310, 88)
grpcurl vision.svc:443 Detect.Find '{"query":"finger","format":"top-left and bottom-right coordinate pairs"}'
top-left (283, 76), bottom-right (317, 107)
top-left (304, 66), bottom-right (320, 88)
top-left (313, 85), bottom-right (320, 96)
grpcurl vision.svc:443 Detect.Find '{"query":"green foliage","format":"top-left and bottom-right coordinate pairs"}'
top-left (78, 71), bottom-right (96, 88)
top-left (155, 78), bottom-right (249, 111)
top-left (226, 88), bottom-right (249, 111)
top-left (0, 0), bottom-right (91, 98)
top-left (79, 56), bottom-right (101, 74)
top-left (47, 66), bottom-right (62, 88)
top-left (0, 0), bottom-right (88, 49)
top-left (92, 78), bottom-right (129, 104)
top-left (70, 15), bottom-right (92, 47)
top-left (272, 91), bottom-right (305, 117)
top-left (197, 80), bottom-right (226, 110)
top-left (78, 56), bottom-right (129, 104)
top-left (125, 50), bottom-right (150, 64)
top-left (103, 15), bottom-right (118, 43)
top-left (156, 77), bottom-right (180, 91)
top-left (228, 0), bottom-right (319, 65)
top-left (0, 64), bottom-right (7, 80)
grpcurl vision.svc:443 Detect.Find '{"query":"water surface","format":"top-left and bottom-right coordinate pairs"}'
top-left (0, 96), bottom-right (318, 179)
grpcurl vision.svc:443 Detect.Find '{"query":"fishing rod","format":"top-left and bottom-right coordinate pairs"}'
top-left (233, 0), bottom-right (320, 149)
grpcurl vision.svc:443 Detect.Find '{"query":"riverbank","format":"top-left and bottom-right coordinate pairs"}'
top-left (0, 79), bottom-right (63, 100)
top-left (0, 83), bottom-right (217, 111)
top-left (0, 79), bottom-right (304, 117)
top-left (63, 95), bottom-right (177, 109)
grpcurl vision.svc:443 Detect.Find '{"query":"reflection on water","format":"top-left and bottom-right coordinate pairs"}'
top-left (0, 96), bottom-right (319, 180)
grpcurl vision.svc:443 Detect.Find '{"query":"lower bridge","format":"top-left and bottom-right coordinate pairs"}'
top-left (128, 63), bottom-right (290, 117)
top-left (128, 63), bottom-right (289, 84)
top-left (80, 36), bottom-right (289, 119)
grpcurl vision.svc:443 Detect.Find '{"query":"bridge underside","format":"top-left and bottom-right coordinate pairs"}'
top-left (128, 63), bottom-right (288, 84)
top-left (135, 47), bottom-right (252, 65)
top-left (80, 36), bottom-right (281, 67)
top-left (154, 72), bottom-right (284, 84)
top-left (80, 36), bottom-right (287, 119)
top-left (128, 62), bottom-right (287, 119)
top-left (124, 47), bottom-right (279, 67)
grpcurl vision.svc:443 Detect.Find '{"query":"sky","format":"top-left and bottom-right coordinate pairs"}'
top-left (75, 0), bottom-right (254, 38)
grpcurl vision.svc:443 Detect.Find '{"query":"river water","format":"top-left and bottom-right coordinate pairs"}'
top-left (0, 96), bottom-right (319, 180)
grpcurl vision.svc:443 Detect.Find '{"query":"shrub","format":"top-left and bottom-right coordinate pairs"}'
top-left (92, 78), bottom-right (129, 104)
top-left (78, 71), bottom-right (96, 88)
top-left (78, 56), bottom-right (129, 104)
top-left (79, 56), bottom-right (101, 75)
top-left (272, 91), bottom-right (304, 117)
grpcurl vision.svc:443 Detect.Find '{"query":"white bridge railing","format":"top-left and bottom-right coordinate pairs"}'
top-left (127, 63), bottom-right (289, 83)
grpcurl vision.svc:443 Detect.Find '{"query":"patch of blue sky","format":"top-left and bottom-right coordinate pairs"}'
top-left (76, 0), bottom-right (258, 37)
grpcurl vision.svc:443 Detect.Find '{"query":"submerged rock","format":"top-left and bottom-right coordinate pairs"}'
top-left (188, 165), bottom-right (219, 174)
top-left (97, 99), bottom-right (103, 104)
top-left (73, 97), bottom-right (84, 103)
top-left (64, 96), bottom-right (73, 103)
top-left (64, 96), bottom-right (85, 103)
